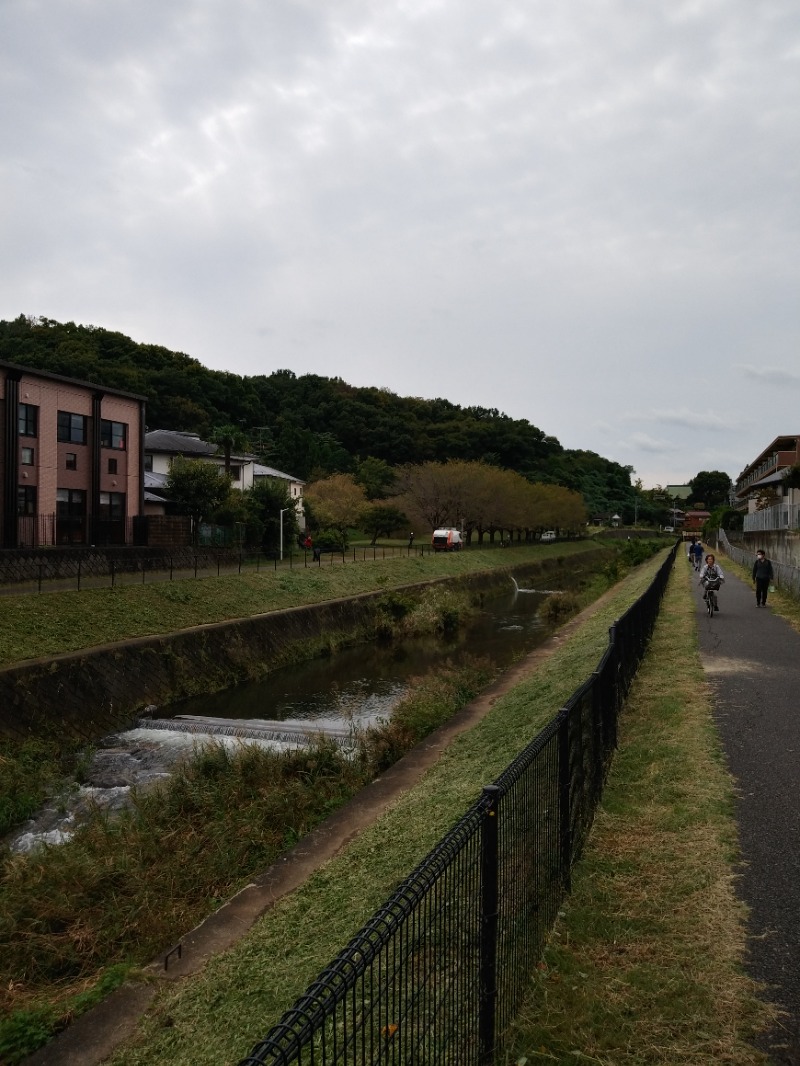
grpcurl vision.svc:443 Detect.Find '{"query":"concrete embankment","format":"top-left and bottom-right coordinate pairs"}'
top-left (1, 552), bottom-right (607, 739)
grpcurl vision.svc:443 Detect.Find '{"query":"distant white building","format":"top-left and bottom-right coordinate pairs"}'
top-left (143, 430), bottom-right (305, 525)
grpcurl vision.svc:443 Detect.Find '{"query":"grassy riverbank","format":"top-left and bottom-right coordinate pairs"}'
top-left (0, 662), bottom-right (497, 1064)
top-left (0, 542), bottom-right (598, 667)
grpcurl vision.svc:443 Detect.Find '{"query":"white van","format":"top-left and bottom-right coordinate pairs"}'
top-left (541, 531), bottom-right (556, 542)
top-left (432, 528), bottom-right (463, 552)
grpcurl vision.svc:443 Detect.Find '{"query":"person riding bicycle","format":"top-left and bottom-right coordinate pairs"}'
top-left (699, 553), bottom-right (724, 610)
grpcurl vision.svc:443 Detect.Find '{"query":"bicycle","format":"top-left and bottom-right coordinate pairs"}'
top-left (703, 576), bottom-right (721, 617)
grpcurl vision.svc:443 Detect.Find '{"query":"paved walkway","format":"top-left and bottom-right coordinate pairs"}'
top-left (693, 554), bottom-right (800, 1064)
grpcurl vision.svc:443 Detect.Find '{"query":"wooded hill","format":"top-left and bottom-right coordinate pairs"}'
top-left (0, 315), bottom-right (637, 516)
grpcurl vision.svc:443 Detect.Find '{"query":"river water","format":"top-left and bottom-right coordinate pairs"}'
top-left (8, 577), bottom-right (557, 853)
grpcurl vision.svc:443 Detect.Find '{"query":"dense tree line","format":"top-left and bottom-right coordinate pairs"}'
top-left (0, 315), bottom-right (638, 515)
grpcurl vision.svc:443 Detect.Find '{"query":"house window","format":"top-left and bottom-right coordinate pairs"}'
top-left (21, 447), bottom-right (34, 466)
top-left (18, 403), bottom-right (38, 437)
top-left (58, 411), bottom-right (87, 444)
top-left (66, 453), bottom-right (77, 470)
top-left (108, 458), bottom-right (118, 474)
top-left (229, 465), bottom-right (241, 480)
top-left (144, 454), bottom-right (153, 472)
top-left (100, 420), bottom-right (127, 450)
top-left (17, 485), bottom-right (37, 515)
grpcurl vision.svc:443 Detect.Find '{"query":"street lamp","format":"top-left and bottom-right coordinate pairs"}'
top-left (279, 508), bottom-right (288, 561)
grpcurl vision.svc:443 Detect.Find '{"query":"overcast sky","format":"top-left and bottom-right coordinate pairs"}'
top-left (2, 0), bottom-right (799, 488)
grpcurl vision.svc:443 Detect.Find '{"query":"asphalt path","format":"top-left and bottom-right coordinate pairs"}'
top-left (693, 555), bottom-right (800, 1064)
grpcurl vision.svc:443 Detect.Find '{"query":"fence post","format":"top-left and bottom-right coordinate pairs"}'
top-left (558, 707), bottom-right (572, 892)
top-left (479, 784), bottom-right (501, 1065)
top-left (110, 559), bottom-right (116, 588)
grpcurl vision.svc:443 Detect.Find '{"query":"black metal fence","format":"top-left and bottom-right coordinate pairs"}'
top-left (0, 544), bottom-right (435, 593)
top-left (238, 543), bottom-right (679, 1066)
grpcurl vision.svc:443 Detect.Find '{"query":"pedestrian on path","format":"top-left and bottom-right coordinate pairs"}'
top-left (752, 548), bottom-right (775, 607)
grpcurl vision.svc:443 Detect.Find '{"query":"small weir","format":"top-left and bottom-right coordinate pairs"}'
top-left (8, 577), bottom-right (561, 853)
top-left (140, 715), bottom-right (359, 747)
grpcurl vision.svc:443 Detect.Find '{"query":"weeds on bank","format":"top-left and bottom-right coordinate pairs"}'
top-left (0, 738), bottom-right (88, 837)
top-left (502, 564), bottom-right (776, 1065)
top-left (0, 660), bottom-right (493, 1063)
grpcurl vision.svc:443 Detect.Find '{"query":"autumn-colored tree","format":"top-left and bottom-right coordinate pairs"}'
top-left (305, 473), bottom-right (367, 545)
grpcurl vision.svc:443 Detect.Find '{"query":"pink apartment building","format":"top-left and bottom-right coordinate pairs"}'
top-left (1, 360), bottom-right (146, 548)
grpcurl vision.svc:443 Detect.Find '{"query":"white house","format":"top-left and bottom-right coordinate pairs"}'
top-left (143, 430), bottom-right (305, 524)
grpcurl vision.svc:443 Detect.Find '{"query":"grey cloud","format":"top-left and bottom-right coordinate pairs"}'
top-left (739, 365), bottom-right (800, 388)
top-left (1, 0), bottom-right (799, 488)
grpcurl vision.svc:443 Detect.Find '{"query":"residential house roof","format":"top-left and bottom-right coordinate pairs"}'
top-left (144, 429), bottom-right (220, 458)
top-left (253, 463), bottom-right (305, 484)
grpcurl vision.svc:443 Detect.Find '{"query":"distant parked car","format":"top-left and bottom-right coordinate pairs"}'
top-left (663, 525), bottom-right (675, 533)
top-left (541, 530), bottom-right (556, 542)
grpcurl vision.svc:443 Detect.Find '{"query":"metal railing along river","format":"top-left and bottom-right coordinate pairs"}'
top-left (0, 544), bottom-right (433, 593)
top-left (237, 543), bottom-right (679, 1066)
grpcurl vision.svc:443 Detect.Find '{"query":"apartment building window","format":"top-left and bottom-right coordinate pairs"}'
top-left (18, 403), bottom-right (38, 437)
top-left (56, 488), bottom-right (86, 544)
top-left (21, 447), bottom-right (34, 466)
top-left (108, 458), bottom-right (118, 474)
top-left (58, 411), bottom-right (87, 444)
top-left (66, 453), bottom-right (77, 470)
top-left (100, 419), bottom-right (127, 450)
top-left (99, 491), bottom-right (125, 520)
top-left (17, 486), bottom-right (37, 515)
top-left (99, 491), bottom-right (126, 544)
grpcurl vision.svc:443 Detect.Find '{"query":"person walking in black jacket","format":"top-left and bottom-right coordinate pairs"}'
top-left (752, 549), bottom-right (775, 607)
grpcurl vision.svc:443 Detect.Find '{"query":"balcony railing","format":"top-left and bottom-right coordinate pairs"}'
top-left (742, 502), bottom-right (800, 533)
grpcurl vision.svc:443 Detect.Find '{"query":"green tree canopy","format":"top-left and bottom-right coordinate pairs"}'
top-left (242, 479), bottom-right (300, 553)
top-left (165, 458), bottom-right (232, 537)
top-left (689, 471), bottom-right (733, 509)
top-left (359, 503), bottom-right (408, 545)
